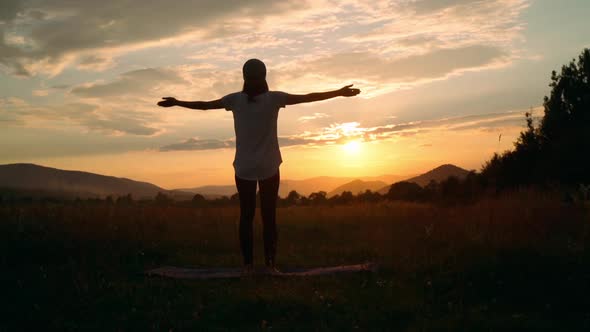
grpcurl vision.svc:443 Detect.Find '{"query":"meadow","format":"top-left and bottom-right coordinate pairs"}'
top-left (1, 191), bottom-right (590, 331)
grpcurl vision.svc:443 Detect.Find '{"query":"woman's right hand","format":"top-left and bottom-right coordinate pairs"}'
top-left (339, 84), bottom-right (361, 97)
top-left (157, 97), bottom-right (178, 107)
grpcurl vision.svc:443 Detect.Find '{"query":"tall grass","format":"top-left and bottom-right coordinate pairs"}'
top-left (1, 190), bottom-right (589, 331)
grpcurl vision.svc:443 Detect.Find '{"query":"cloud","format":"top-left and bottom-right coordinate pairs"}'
top-left (0, 0), bottom-right (22, 22)
top-left (0, 0), bottom-right (529, 80)
top-left (1, 0), bottom-right (532, 142)
top-left (339, 0), bottom-right (530, 69)
top-left (273, 45), bottom-right (509, 96)
top-left (71, 68), bottom-right (186, 98)
top-left (158, 109), bottom-right (535, 151)
top-left (305, 45), bottom-right (507, 82)
top-left (346, 0), bottom-right (528, 41)
top-left (79, 113), bottom-right (160, 136)
top-left (160, 138), bottom-right (234, 151)
top-left (298, 112), bottom-right (329, 123)
top-left (76, 54), bottom-right (115, 71)
top-left (0, 99), bottom-right (161, 136)
top-left (31, 89), bottom-right (48, 96)
top-left (54, 103), bottom-right (162, 136)
top-left (283, 110), bottom-right (533, 145)
top-left (411, 0), bottom-right (496, 14)
top-left (0, 97), bottom-right (29, 124)
top-left (0, 0), bottom-right (314, 76)
top-left (159, 135), bottom-right (316, 152)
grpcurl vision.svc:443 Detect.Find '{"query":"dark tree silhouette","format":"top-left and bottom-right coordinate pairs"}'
top-left (308, 191), bottom-right (328, 205)
top-left (192, 193), bottom-right (206, 205)
top-left (539, 49), bottom-right (590, 184)
top-left (116, 193), bottom-right (134, 205)
top-left (386, 181), bottom-right (422, 201)
top-left (357, 189), bottom-right (381, 203)
top-left (422, 180), bottom-right (440, 200)
top-left (155, 192), bottom-right (172, 205)
top-left (332, 191), bottom-right (354, 204)
top-left (482, 48), bottom-right (590, 187)
top-left (285, 190), bottom-right (301, 205)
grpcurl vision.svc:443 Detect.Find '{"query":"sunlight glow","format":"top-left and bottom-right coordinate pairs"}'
top-left (342, 140), bottom-right (361, 155)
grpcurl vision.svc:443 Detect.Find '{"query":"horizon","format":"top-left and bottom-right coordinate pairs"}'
top-left (1, 161), bottom-right (468, 190)
top-left (1, 1), bottom-right (590, 187)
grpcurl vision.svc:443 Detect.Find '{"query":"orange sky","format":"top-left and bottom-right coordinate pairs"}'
top-left (23, 123), bottom-right (521, 188)
top-left (1, 0), bottom-right (589, 188)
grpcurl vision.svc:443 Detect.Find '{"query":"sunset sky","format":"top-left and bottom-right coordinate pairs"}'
top-left (1, 0), bottom-right (589, 188)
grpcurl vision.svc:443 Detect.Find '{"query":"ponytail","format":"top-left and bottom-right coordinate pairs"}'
top-left (242, 79), bottom-right (269, 103)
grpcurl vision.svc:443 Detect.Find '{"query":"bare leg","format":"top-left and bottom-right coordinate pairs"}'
top-left (235, 175), bottom-right (257, 266)
top-left (259, 170), bottom-right (280, 267)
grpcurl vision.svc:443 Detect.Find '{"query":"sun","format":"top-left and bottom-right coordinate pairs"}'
top-left (342, 140), bottom-right (361, 154)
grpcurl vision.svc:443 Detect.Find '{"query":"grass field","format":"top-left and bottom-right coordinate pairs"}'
top-left (1, 191), bottom-right (590, 331)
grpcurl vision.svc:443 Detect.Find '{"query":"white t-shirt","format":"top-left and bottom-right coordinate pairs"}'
top-left (222, 91), bottom-right (288, 181)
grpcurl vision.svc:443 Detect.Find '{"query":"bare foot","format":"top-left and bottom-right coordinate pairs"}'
top-left (241, 264), bottom-right (255, 277)
top-left (263, 265), bottom-right (282, 275)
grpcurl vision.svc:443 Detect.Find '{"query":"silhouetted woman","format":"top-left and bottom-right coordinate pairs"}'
top-left (158, 59), bottom-right (360, 274)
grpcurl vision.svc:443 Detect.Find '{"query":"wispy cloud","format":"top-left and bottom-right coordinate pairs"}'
top-left (0, 0), bottom-right (529, 82)
top-left (279, 45), bottom-right (509, 96)
top-left (1, 0), bottom-right (533, 144)
top-left (159, 109), bottom-right (536, 151)
top-left (159, 138), bottom-right (234, 151)
top-left (0, 0), bottom-right (328, 77)
top-left (0, 97), bottom-right (28, 124)
top-left (70, 68), bottom-right (187, 98)
top-left (0, 99), bottom-right (161, 136)
top-left (342, 0), bottom-right (529, 48)
top-left (298, 112), bottom-right (330, 123)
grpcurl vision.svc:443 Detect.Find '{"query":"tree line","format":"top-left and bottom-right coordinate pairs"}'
top-left (481, 48), bottom-right (590, 189)
top-left (0, 173), bottom-right (501, 207)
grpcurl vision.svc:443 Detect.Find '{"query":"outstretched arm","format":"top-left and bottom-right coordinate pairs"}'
top-left (157, 97), bottom-right (224, 110)
top-left (285, 84), bottom-right (360, 105)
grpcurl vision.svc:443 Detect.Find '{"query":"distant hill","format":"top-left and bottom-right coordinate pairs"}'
top-left (406, 164), bottom-right (471, 186)
top-left (176, 185), bottom-right (237, 199)
top-left (0, 163), bottom-right (191, 200)
top-left (378, 164), bottom-right (471, 193)
top-left (356, 174), bottom-right (410, 185)
top-left (180, 175), bottom-right (409, 198)
top-left (0, 163), bottom-right (470, 201)
top-left (182, 174), bottom-right (412, 198)
top-left (279, 174), bottom-right (410, 197)
top-left (279, 177), bottom-right (356, 197)
top-left (180, 177), bottom-right (356, 198)
top-left (327, 180), bottom-right (389, 197)
top-left (177, 174), bottom-right (411, 198)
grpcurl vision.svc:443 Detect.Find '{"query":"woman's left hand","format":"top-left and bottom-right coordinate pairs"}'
top-left (339, 84), bottom-right (361, 97)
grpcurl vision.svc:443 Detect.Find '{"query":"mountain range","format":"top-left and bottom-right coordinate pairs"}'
top-left (0, 163), bottom-right (471, 200)
top-left (327, 180), bottom-right (389, 197)
top-left (402, 164), bottom-right (471, 187)
top-left (0, 163), bottom-right (192, 200)
top-left (178, 174), bottom-right (408, 198)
